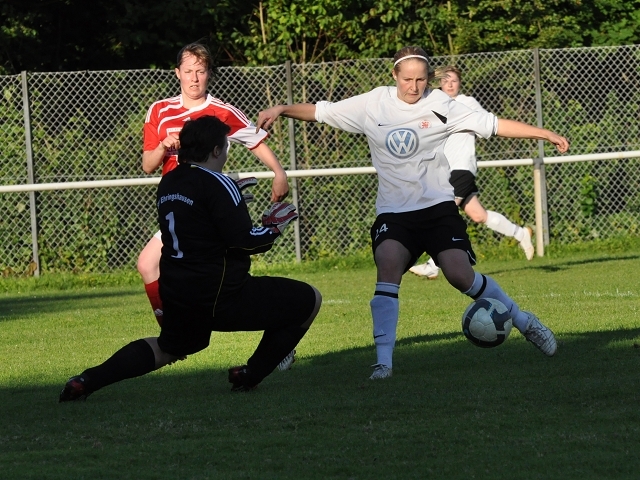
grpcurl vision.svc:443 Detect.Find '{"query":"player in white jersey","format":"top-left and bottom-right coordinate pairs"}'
top-left (410, 65), bottom-right (535, 280)
top-left (138, 42), bottom-right (289, 328)
top-left (257, 46), bottom-right (569, 380)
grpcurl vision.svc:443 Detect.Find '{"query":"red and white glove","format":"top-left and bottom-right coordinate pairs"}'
top-left (235, 177), bottom-right (257, 204)
top-left (261, 202), bottom-right (298, 234)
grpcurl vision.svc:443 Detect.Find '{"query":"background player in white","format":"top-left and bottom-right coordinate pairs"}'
top-left (138, 42), bottom-right (289, 327)
top-left (410, 65), bottom-right (534, 279)
top-left (257, 46), bottom-right (569, 380)
top-left (59, 115), bottom-right (321, 401)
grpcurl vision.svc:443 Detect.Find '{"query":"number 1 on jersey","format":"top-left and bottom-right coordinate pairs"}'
top-left (165, 212), bottom-right (184, 259)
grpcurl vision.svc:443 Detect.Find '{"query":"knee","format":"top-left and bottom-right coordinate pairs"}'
top-left (137, 245), bottom-right (160, 281)
top-left (445, 273), bottom-right (472, 292)
top-left (136, 253), bottom-right (148, 276)
top-left (143, 337), bottom-right (181, 369)
top-left (440, 265), bottom-right (475, 292)
top-left (468, 210), bottom-right (487, 223)
top-left (301, 287), bottom-right (322, 329)
top-left (375, 254), bottom-right (407, 284)
top-left (137, 257), bottom-right (157, 281)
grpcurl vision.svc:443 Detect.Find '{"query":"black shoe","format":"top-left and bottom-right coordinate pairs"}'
top-left (59, 375), bottom-right (92, 402)
top-left (228, 366), bottom-right (257, 392)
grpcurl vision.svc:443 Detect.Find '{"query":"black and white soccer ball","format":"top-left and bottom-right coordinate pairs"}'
top-left (461, 298), bottom-right (512, 348)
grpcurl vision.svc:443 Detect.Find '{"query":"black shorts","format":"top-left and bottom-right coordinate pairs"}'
top-left (158, 276), bottom-right (317, 357)
top-left (449, 170), bottom-right (479, 206)
top-left (370, 201), bottom-right (476, 272)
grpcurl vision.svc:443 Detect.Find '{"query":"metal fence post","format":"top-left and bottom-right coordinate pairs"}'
top-left (285, 61), bottom-right (301, 262)
top-left (21, 71), bottom-right (40, 276)
top-left (532, 48), bottom-right (550, 255)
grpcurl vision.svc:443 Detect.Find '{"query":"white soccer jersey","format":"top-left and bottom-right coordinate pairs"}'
top-left (443, 94), bottom-right (489, 175)
top-left (314, 87), bottom-right (498, 215)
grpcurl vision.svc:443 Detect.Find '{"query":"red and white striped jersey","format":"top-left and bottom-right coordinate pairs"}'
top-left (143, 94), bottom-right (268, 175)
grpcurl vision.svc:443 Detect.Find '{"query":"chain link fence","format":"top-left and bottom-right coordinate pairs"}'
top-left (1, 45), bottom-right (639, 275)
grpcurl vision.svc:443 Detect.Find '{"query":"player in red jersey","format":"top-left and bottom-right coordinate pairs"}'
top-left (138, 42), bottom-right (289, 327)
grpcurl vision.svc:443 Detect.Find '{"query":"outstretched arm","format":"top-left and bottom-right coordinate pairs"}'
top-left (496, 119), bottom-right (569, 153)
top-left (256, 103), bottom-right (318, 132)
top-left (250, 143), bottom-right (289, 202)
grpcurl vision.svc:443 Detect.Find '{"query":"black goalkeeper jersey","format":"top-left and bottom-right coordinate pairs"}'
top-left (157, 163), bottom-right (279, 309)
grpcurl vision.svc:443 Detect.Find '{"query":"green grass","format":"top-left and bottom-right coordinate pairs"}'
top-left (1, 241), bottom-right (639, 479)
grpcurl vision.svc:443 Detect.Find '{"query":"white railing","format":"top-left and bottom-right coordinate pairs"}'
top-left (3, 151), bottom-right (638, 193)
top-left (2, 150), bottom-right (639, 265)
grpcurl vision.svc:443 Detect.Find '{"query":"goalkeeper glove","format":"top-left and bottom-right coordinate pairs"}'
top-left (235, 177), bottom-right (257, 204)
top-left (261, 202), bottom-right (298, 234)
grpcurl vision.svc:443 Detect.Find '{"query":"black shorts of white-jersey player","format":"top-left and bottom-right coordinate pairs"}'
top-left (257, 46), bottom-right (569, 379)
top-left (409, 65), bottom-right (534, 280)
top-left (409, 170), bottom-right (534, 278)
top-left (59, 116), bottom-right (322, 402)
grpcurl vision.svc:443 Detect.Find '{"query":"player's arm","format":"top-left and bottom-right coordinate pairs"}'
top-left (220, 204), bottom-right (298, 255)
top-left (496, 119), bottom-right (569, 153)
top-left (141, 106), bottom-right (180, 174)
top-left (224, 203), bottom-right (298, 254)
top-left (227, 225), bottom-right (279, 255)
top-left (256, 103), bottom-right (318, 132)
top-left (142, 135), bottom-right (179, 174)
top-left (209, 179), bottom-right (282, 254)
top-left (250, 142), bottom-right (290, 202)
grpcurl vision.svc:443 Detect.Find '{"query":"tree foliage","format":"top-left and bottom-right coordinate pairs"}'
top-left (236, 0), bottom-right (640, 65)
top-left (1, 0), bottom-right (639, 73)
top-left (0, 0), bottom-right (253, 74)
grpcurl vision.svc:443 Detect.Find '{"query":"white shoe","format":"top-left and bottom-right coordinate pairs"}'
top-left (369, 364), bottom-right (393, 380)
top-left (277, 349), bottom-right (296, 371)
top-left (409, 262), bottom-right (439, 279)
top-left (523, 312), bottom-right (557, 356)
top-left (519, 227), bottom-right (534, 260)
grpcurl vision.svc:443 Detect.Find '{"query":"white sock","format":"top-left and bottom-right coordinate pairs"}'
top-left (463, 272), bottom-right (529, 332)
top-left (485, 210), bottom-right (523, 240)
top-left (370, 282), bottom-right (400, 368)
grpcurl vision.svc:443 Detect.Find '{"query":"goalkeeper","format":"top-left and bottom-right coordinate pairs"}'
top-left (60, 115), bottom-right (321, 401)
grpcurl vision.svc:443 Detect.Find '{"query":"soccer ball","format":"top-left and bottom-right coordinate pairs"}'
top-left (461, 298), bottom-right (512, 348)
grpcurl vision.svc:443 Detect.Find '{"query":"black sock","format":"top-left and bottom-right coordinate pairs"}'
top-left (82, 339), bottom-right (156, 392)
top-left (246, 326), bottom-right (308, 384)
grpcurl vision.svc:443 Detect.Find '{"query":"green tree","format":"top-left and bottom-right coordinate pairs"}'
top-left (230, 0), bottom-right (368, 64)
top-left (2, 0), bottom-right (639, 71)
top-left (233, 0), bottom-right (640, 65)
top-left (0, 0), bottom-right (254, 74)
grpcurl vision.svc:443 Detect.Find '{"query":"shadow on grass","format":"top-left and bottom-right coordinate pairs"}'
top-left (0, 288), bottom-right (143, 322)
top-left (1, 250), bottom-right (640, 480)
top-left (482, 253), bottom-right (640, 276)
top-left (1, 325), bottom-right (639, 479)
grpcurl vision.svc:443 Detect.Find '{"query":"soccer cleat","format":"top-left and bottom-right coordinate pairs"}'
top-left (277, 349), bottom-right (296, 371)
top-left (523, 312), bottom-right (557, 356)
top-left (369, 364), bottom-right (393, 380)
top-left (408, 261), bottom-right (439, 279)
top-left (59, 375), bottom-right (92, 402)
top-left (519, 227), bottom-right (535, 261)
top-left (228, 365), bottom-right (257, 392)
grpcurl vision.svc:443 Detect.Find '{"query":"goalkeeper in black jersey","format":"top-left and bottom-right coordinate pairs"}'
top-left (59, 115), bottom-right (322, 401)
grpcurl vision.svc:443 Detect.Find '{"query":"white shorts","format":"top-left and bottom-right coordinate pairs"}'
top-left (153, 230), bottom-right (161, 240)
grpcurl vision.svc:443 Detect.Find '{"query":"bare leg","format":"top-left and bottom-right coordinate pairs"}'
top-left (137, 236), bottom-right (162, 284)
top-left (138, 236), bottom-right (164, 325)
top-left (463, 195), bottom-right (533, 260)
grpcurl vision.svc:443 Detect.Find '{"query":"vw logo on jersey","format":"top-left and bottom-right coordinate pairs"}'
top-left (385, 128), bottom-right (419, 158)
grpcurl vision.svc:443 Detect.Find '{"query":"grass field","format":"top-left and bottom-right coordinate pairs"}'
top-left (1, 242), bottom-right (639, 479)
